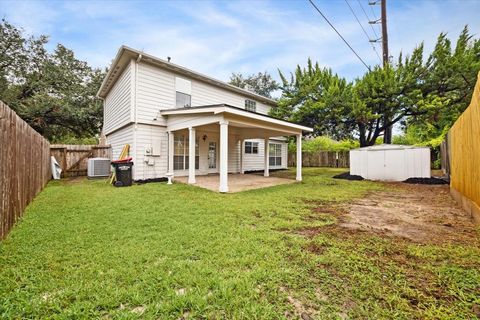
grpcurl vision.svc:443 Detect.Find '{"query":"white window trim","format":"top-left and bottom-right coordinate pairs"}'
top-left (173, 135), bottom-right (199, 170)
top-left (245, 99), bottom-right (256, 112)
top-left (244, 141), bottom-right (259, 154)
top-left (269, 143), bottom-right (282, 167)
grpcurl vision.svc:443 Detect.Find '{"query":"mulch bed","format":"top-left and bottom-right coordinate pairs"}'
top-left (332, 172), bottom-right (364, 181)
top-left (403, 177), bottom-right (448, 185)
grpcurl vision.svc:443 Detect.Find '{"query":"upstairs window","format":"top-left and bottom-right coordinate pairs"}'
top-left (245, 99), bottom-right (256, 112)
top-left (244, 141), bottom-right (259, 154)
top-left (176, 92), bottom-right (191, 108)
top-left (175, 77), bottom-right (192, 108)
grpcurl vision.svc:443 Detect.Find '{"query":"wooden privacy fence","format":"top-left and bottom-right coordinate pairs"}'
top-left (448, 71), bottom-right (480, 223)
top-left (50, 144), bottom-right (112, 177)
top-left (0, 101), bottom-right (51, 240)
top-left (288, 151), bottom-right (349, 168)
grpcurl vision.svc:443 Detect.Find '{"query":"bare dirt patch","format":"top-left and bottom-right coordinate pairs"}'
top-left (280, 286), bottom-right (317, 320)
top-left (60, 176), bottom-right (89, 184)
top-left (338, 183), bottom-right (479, 244)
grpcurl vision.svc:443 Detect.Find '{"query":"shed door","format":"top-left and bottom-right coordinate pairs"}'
top-left (366, 151), bottom-right (385, 180)
top-left (384, 150), bottom-right (405, 181)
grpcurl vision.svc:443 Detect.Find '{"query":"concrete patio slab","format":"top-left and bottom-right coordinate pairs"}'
top-left (175, 173), bottom-right (296, 192)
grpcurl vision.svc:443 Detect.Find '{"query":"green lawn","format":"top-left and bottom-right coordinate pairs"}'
top-left (0, 168), bottom-right (479, 319)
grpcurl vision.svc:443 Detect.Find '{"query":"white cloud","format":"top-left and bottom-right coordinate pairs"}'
top-left (1, 0), bottom-right (479, 83)
top-left (0, 0), bottom-right (59, 34)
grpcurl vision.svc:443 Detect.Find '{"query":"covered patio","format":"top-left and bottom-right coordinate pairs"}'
top-left (175, 173), bottom-right (295, 192)
top-left (161, 104), bottom-right (313, 192)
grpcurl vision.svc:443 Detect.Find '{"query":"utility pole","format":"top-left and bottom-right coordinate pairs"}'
top-left (381, 0), bottom-right (388, 67)
top-left (370, 0), bottom-right (392, 143)
top-left (381, 0), bottom-right (392, 144)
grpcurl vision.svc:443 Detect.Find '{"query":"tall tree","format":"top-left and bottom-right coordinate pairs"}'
top-left (0, 19), bottom-right (105, 142)
top-left (404, 26), bottom-right (480, 145)
top-left (271, 59), bottom-right (356, 139)
top-left (273, 27), bottom-right (479, 147)
top-left (229, 71), bottom-right (279, 98)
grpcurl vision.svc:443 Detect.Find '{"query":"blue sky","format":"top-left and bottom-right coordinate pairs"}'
top-left (1, 0), bottom-right (479, 83)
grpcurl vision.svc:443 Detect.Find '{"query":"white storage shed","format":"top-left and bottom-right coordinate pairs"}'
top-left (350, 144), bottom-right (431, 181)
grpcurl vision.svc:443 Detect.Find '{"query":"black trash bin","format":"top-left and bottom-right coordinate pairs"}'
top-left (111, 161), bottom-right (133, 187)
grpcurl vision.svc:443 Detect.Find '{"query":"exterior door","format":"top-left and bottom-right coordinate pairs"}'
top-left (208, 141), bottom-right (218, 173)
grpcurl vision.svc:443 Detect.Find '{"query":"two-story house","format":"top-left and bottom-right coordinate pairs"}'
top-left (97, 46), bottom-right (312, 192)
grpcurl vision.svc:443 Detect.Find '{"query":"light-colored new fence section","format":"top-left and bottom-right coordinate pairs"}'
top-left (288, 151), bottom-right (349, 168)
top-left (50, 144), bottom-right (112, 177)
top-left (0, 101), bottom-right (51, 239)
top-left (448, 71), bottom-right (480, 222)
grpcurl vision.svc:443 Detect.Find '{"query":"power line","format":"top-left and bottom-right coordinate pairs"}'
top-left (307, 0), bottom-right (371, 71)
top-left (367, 0), bottom-right (383, 36)
top-left (356, 0), bottom-right (380, 40)
top-left (344, 0), bottom-right (382, 63)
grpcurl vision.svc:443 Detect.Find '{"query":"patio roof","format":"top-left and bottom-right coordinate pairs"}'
top-left (161, 104), bottom-right (313, 134)
top-left (163, 105), bottom-right (309, 193)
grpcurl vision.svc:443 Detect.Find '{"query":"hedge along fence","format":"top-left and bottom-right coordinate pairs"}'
top-left (448, 71), bottom-right (480, 223)
top-left (288, 151), bottom-right (349, 168)
top-left (0, 101), bottom-right (51, 239)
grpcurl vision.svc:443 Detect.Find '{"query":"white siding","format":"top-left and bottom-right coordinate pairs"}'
top-left (191, 81), bottom-right (271, 115)
top-left (106, 124), bottom-right (134, 161)
top-left (107, 124), bottom-right (287, 181)
top-left (134, 61), bottom-right (274, 126)
top-left (136, 63), bottom-right (175, 125)
top-left (133, 124), bottom-right (169, 180)
top-left (243, 139), bottom-right (288, 171)
top-left (104, 63), bottom-right (132, 134)
top-left (281, 141), bottom-right (288, 169)
top-left (228, 135), bottom-right (241, 173)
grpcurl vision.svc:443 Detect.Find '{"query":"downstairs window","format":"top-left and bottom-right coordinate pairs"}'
top-left (244, 141), bottom-right (259, 154)
top-left (269, 143), bottom-right (282, 166)
top-left (174, 135), bottom-right (199, 170)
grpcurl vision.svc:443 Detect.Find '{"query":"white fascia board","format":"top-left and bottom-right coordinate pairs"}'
top-left (269, 136), bottom-right (288, 141)
top-left (162, 106), bottom-right (313, 132)
top-left (161, 107), bottom-right (219, 116)
top-left (220, 106), bottom-right (313, 132)
top-left (166, 115), bottom-right (224, 132)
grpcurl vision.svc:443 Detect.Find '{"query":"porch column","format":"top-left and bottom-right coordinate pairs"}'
top-left (188, 127), bottom-right (196, 184)
top-left (219, 120), bottom-right (229, 193)
top-left (240, 139), bottom-right (244, 174)
top-left (264, 137), bottom-right (269, 177)
top-left (296, 133), bottom-right (302, 181)
top-left (167, 131), bottom-right (174, 184)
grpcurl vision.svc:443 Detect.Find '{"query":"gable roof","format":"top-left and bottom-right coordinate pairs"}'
top-left (96, 46), bottom-right (278, 106)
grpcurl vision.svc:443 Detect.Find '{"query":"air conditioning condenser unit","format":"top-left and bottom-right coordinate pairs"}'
top-left (87, 158), bottom-right (111, 178)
